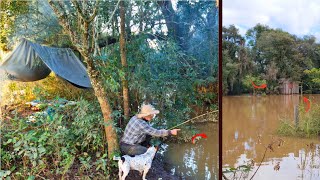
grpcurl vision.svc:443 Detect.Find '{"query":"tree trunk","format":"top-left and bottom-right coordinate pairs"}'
top-left (157, 1), bottom-right (179, 39)
top-left (119, 1), bottom-right (130, 121)
top-left (83, 55), bottom-right (119, 158)
top-left (157, 1), bottom-right (185, 49)
top-left (48, 1), bottom-right (120, 158)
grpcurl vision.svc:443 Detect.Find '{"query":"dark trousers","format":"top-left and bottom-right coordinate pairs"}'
top-left (120, 135), bottom-right (152, 156)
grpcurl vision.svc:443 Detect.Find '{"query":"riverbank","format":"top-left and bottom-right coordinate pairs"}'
top-left (0, 101), bottom-right (182, 179)
top-left (61, 154), bottom-right (180, 179)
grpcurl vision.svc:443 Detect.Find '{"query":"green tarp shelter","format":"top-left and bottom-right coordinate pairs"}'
top-left (0, 38), bottom-right (91, 88)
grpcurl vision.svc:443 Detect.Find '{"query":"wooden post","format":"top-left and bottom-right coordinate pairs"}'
top-left (294, 105), bottom-right (299, 127)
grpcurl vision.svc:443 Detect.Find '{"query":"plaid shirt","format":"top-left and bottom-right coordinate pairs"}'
top-left (121, 115), bottom-right (170, 145)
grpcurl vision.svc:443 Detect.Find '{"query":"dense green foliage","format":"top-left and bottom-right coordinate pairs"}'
top-left (223, 24), bottom-right (320, 95)
top-left (303, 68), bottom-right (320, 93)
top-left (1, 100), bottom-right (119, 179)
top-left (0, 0), bottom-right (29, 51)
top-left (241, 75), bottom-right (267, 94)
top-left (100, 36), bottom-right (217, 122)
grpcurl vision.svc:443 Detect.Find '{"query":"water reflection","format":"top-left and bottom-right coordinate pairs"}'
top-left (223, 95), bottom-right (320, 179)
top-left (164, 123), bottom-right (219, 180)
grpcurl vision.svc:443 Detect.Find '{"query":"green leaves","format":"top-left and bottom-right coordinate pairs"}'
top-left (256, 30), bottom-right (299, 81)
top-left (1, 99), bottom-right (109, 178)
top-left (0, 0), bottom-right (29, 50)
top-left (242, 75), bottom-right (266, 93)
top-left (224, 23), bottom-right (320, 95)
top-left (27, 176), bottom-right (35, 180)
top-left (223, 164), bottom-right (254, 179)
top-left (304, 68), bottom-right (320, 93)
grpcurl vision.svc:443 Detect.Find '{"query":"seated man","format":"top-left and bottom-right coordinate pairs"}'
top-left (120, 104), bottom-right (180, 156)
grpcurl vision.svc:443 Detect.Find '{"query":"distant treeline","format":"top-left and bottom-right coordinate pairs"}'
top-left (223, 24), bottom-right (320, 95)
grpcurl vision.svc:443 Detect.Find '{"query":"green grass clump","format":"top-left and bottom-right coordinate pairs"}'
top-left (277, 104), bottom-right (320, 137)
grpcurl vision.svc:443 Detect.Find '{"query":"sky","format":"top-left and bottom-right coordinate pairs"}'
top-left (223, 0), bottom-right (320, 41)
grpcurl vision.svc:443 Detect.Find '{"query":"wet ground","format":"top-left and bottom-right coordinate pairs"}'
top-left (126, 154), bottom-right (180, 180)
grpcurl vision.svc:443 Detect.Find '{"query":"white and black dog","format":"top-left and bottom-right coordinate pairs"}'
top-left (117, 146), bottom-right (157, 180)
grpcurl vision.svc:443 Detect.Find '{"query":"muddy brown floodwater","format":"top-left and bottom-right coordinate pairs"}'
top-left (164, 122), bottom-right (219, 180)
top-left (223, 95), bottom-right (320, 180)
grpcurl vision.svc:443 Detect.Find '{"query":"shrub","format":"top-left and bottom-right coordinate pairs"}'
top-left (277, 104), bottom-right (320, 137)
top-left (0, 99), bottom-right (115, 179)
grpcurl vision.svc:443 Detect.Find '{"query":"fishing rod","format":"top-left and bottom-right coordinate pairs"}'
top-left (168, 110), bottom-right (218, 130)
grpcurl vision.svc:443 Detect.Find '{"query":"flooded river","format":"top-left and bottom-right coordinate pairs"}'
top-left (164, 122), bottom-right (219, 180)
top-left (223, 95), bottom-right (320, 180)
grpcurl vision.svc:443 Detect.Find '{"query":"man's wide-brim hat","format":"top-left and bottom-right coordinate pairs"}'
top-left (136, 104), bottom-right (160, 118)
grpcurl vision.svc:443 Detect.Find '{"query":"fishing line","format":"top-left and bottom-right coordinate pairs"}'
top-left (168, 110), bottom-right (218, 130)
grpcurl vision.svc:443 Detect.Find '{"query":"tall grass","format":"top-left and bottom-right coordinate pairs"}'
top-left (278, 104), bottom-right (320, 137)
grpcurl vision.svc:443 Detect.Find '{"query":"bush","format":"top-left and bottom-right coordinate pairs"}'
top-left (277, 104), bottom-right (320, 137)
top-left (242, 75), bottom-right (267, 94)
top-left (0, 99), bottom-right (116, 179)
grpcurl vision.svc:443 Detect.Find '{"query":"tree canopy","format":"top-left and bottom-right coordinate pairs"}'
top-left (223, 24), bottom-right (320, 95)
